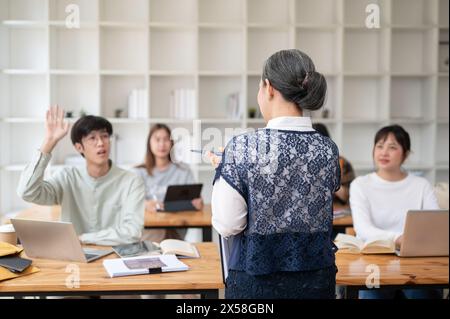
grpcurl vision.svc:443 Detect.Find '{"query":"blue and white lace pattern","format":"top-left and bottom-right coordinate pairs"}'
top-left (214, 129), bottom-right (340, 275)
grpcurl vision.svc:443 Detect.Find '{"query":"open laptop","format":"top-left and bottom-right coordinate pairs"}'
top-left (159, 184), bottom-right (203, 212)
top-left (396, 210), bottom-right (449, 257)
top-left (11, 219), bottom-right (113, 263)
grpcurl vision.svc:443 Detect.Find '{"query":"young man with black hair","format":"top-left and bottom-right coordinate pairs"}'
top-left (17, 106), bottom-right (145, 245)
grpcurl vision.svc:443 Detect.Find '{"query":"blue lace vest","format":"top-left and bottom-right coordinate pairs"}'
top-left (213, 129), bottom-right (341, 275)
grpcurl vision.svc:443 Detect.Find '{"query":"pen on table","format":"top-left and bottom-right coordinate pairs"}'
top-left (190, 149), bottom-right (223, 156)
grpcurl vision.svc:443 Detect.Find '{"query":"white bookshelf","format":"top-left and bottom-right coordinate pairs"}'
top-left (0, 0), bottom-right (449, 215)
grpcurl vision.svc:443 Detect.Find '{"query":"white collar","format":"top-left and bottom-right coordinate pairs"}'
top-left (266, 116), bottom-right (314, 132)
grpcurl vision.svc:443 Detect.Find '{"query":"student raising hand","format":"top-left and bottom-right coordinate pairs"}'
top-left (41, 105), bottom-right (71, 154)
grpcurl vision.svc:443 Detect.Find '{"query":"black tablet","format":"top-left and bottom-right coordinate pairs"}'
top-left (161, 184), bottom-right (203, 212)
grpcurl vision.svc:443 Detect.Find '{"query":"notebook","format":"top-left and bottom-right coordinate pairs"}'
top-left (103, 254), bottom-right (189, 278)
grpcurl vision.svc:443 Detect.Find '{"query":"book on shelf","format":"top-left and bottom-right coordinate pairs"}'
top-left (127, 89), bottom-right (148, 119)
top-left (170, 88), bottom-right (196, 120)
top-left (226, 92), bottom-right (243, 120)
top-left (103, 254), bottom-right (189, 278)
top-left (113, 239), bottom-right (200, 259)
top-left (334, 233), bottom-right (395, 255)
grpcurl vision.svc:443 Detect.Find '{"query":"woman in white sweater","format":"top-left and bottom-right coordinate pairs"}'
top-left (350, 124), bottom-right (441, 299)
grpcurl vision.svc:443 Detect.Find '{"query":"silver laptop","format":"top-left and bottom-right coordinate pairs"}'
top-left (396, 210), bottom-right (449, 257)
top-left (11, 219), bottom-right (113, 263)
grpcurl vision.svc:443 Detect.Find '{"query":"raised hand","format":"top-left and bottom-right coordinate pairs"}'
top-left (40, 105), bottom-right (70, 154)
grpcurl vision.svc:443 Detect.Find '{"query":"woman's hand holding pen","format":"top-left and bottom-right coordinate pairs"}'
top-left (207, 147), bottom-right (224, 169)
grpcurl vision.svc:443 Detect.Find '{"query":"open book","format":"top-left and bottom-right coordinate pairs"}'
top-left (112, 239), bottom-right (200, 259)
top-left (334, 233), bottom-right (395, 254)
top-left (159, 239), bottom-right (200, 258)
top-left (103, 254), bottom-right (189, 278)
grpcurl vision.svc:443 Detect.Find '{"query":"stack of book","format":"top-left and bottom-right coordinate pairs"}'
top-left (170, 89), bottom-right (196, 120)
top-left (128, 89), bottom-right (149, 119)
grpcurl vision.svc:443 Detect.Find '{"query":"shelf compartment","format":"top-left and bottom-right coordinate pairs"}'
top-left (296, 29), bottom-right (340, 74)
top-left (390, 76), bottom-right (434, 121)
top-left (150, 75), bottom-right (195, 118)
top-left (113, 123), bottom-right (148, 166)
top-left (8, 74), bottom-right (48, 118)
top-left (8, 123), bottom-right (46, 164)
top-left (2, 0), bottom-right (47, 21)
top-left (8, 28), bottom-right (48, 69)
top-left (247, 75), bottom-right (263, 121)
top-left (391, 29), bottom-right (436, 74)
top-left (199, 29), bottom-right (243, 72)
top-left (50, 27), bottom-right (98, 70)
top-left (100, 0), bottom-right (148, 23)
top-left (149, 0), bottom-right (197, 24)
top-left (1, 171), bottom-right (31, 213)
top-left (199, 0), bottom-right (243, 24)
top-left (247, 28), bottom-right (290, 73)
top-left (199, 76), bottom-right (242, 119)
top-left (150, 29), bottom-right (196, 72)
top-left (342, 123), bottom-right (384, 165)
top-left (296, 0), bottom-right (338, 26)
top-left (391, 0), bottom-right (437, 27)
top-left (100, 28), bottom-right (147, 70)
top-left (400, 123), bottom-right (434, 166)
top-left (50, 75), bottom-right (99, 117)
top-left (312, 75), bottom-right (338, 120)
top-left (343, 76), bottom-right (388, 121)
top-left (101, 75), bottom-right (146, 118)
top-left (247, 0), bottom-right (289, 25)
top-left (344, 29), bottom-right (389, 74)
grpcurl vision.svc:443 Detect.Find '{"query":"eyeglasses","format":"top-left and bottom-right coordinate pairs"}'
top-left (83, 133), bottom-right (111, 145)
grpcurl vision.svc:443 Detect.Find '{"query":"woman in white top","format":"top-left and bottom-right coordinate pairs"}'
top-left (350, 124), bottom-right (441, 299)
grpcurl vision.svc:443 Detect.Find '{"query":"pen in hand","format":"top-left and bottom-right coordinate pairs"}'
top-left (190, 149), bottom-right (223, 156)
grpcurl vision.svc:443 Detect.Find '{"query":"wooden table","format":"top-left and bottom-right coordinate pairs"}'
top-left (145, 205), bottom-right (213, 241)
top-left (0, 242), bottom-right (224, 299)
top-left (336, 253), bottom-right (449, 298)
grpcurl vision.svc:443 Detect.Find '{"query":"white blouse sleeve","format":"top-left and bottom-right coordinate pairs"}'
top-left (211, 176), bottom-right (248, 238)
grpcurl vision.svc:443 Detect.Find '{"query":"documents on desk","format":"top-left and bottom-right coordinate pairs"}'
top-left (103, 254), bottom-right (189, 278)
